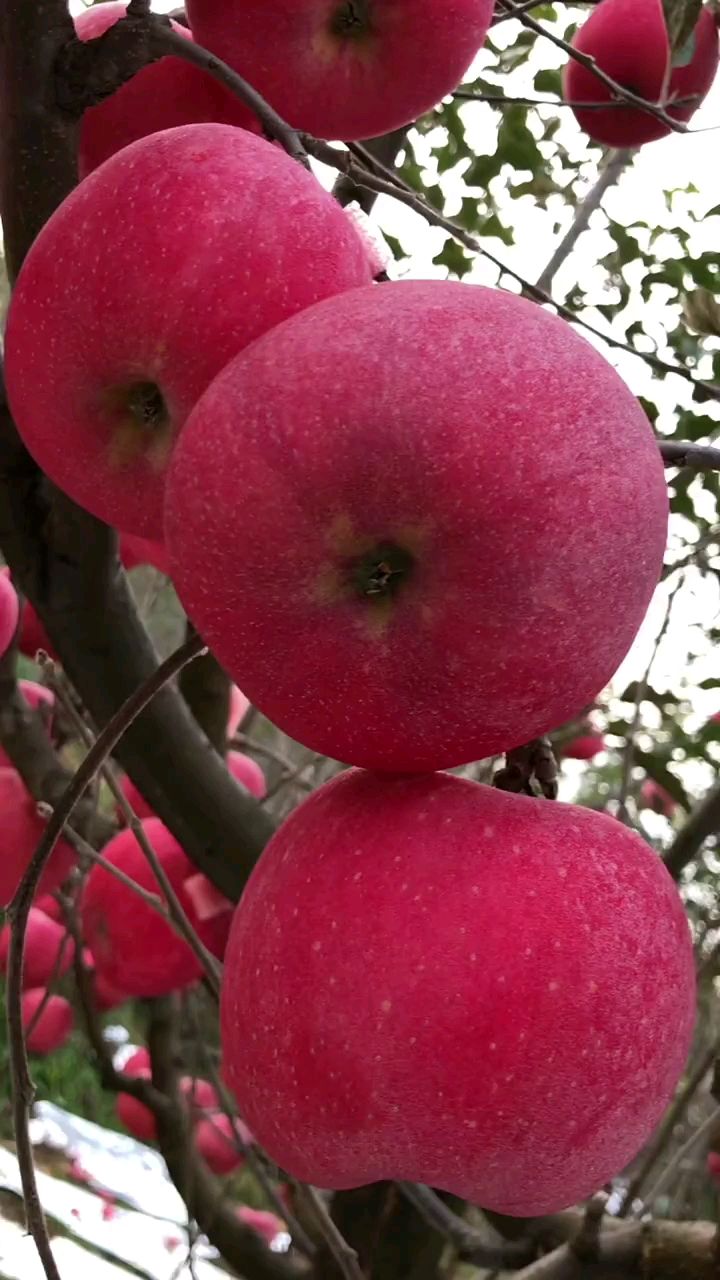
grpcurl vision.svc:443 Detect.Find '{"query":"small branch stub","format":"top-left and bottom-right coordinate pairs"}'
top-left (494, 736), bottom-right (559, 799)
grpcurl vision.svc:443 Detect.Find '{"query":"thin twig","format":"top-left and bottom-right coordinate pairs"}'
top-left (48, 664), bottom-right (221, 997)
top-left (292, 1184), bottom-right (364, 1280)
top-left (535, 149), bottom-right (632, 294)
top-left (502, 0), bottom-right (692, 133)
top-left (616, 575), bottom-right (683, 822)
top-left (397, 1183), bottom-right (534, 1267)
top-left (660, 441), bottom-right (720, 470)
top-left (5, 632), bottom-right (204, 1280)
top-left (636, 1104), bottom-right (720, 1213)
top-left (453, 90), bottom-right (700, 110)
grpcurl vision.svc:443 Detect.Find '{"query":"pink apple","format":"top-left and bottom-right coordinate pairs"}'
top-left (0, 767), bottom-right (76, 907)
top-left (119, 533), bottom-right (170, 576)
top-left (166, 280), bottom-right (668, 773)
top-left (81, 818), bottom-right (233, 996)
top-left (194, 1112), bottom-right (250, 1175)
top-left (0, 567), bottom-right (57, 661)
top-left (0, 907), bottom-right (74, 988)
top-left (640, 777), bottom-right (676, 817)
top-left (562, 732), bottom-right (606, 760)
top-left (0, 568), bottom-right (19, 657)
top-left (0, 678), bottom-right (55, 769)
top-left (564, 0), bottom-right (718, 147)
top-left (35, 893), bottom-right (62, 922)
top-left (123, 1046), bottom-right (151, 1077)
top-left (221, 770), bottom-right (695, 1216)
top-left (75, 1), bottom-right (258, 178)
top-left (22, 989), bottom-right (74, 1055)
top-left (186, 0), bottom-right (494, 140)
top-left (5, 124), bottom-right (374, 539)
top-left (227, 685), bottom-right (250, 739)
top-left (236, 1207), bottom-right (286, 1246)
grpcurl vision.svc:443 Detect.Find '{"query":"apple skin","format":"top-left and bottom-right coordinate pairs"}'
top-left (81, 817), bottom-right (233, 996)
top-left (22, 990), bottom-right (74, 1055)
top-left (562, 732), bottom-right (606, 760)
top-left (220, 769), bottom-right (695, 1216)
top-left (186, 0), bottom-right (494, 140)
top-left (117, 1077), bottom-right (158, 1144)
top-left (194, 1112), bottom-right (250, 1175)
top-left (0, 907), bottom-right (74, 989)
top-left (4, 123), bottom-right (374, 540)
top-left (227, 686), bottom-right (250, 739)
top-left (0, 679), bottom-right (55, 770)
top-left (0, 768), bottom-right (76, 908)
top-left (75, 1), bottom-right (258, 178)
top-left (0, 567), bottom-right (58, 661)
top-left (119, 533), bottom-right (170, 576)
top-left (640, 777), bottom-right (676, 817)
top-left (236, 1207), bottom-right (286, 1245)
top-left (564, 0), bottom-right (719, 147)
top-left (166, 279), bottom-right (668, 773)
top-left (0, 569), bottom-right (19, 657)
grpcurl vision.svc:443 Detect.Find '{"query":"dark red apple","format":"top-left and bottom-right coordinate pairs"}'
top-left (194, 1112), bottom-right (250, 1175)
top-left (117, 1079), bottom-right (157, 1143)
top-left (166, 279), bottom-right (668, 773)
top-left (119, 532), bottom-right (170, 576)
top-left (0, 906), bottom-right (74, 988)
top-left (75, 1), bottom-right (258, 177)
top-left (0, 767), bottom-right (76, 907)
top-left (23, 989), bottom-right (74, 1055)
top-left (186, 0), bottom-right (494, 140)
top-left (562, 732), bottom-right (606, 760)
top-left (5, 124), bottom-right (374, 539)
top-left (0, 568), bottom-right (19, 657)
top-left (221, 769), bottom-right (694, 1216)
top-left (81, 818), bottom-right (232, 996)
top-left (564, 0), bottom-right (718, 147)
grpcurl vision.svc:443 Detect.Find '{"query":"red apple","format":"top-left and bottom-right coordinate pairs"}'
top-left (236, 1207), bottom-right (286, 1245)
top-left (23, 989), bottom-right (74, 1055)
top-left (221, 769), bottom-right (694, 1216)
top-left (166, 280), bottom-right (668, 773)
top-left (117, 1079), bottom-right (157, 1143)
top-left (227, 685), bottom-right (250, 739)
top-left (35, 893), bottom-right (62, 922)
top-left (0, 679), bottom-right (55, 769)
top-left (0, 768), bottom-right (76, 907)
top-left (640, 777), bottom-right (676, 817)
top-left (5, 124), bottom-right (374, 540)
top-left (181, 1076), bottom-right (219, 1112)
top-left (81, 818), bottom-right (233, 996)
top-left (75, 1), bottom-right (258, 178)
top-left (0, 568), bottom-right (19, 657)
top-left (194, 1112), bottom-right (250, 1175)
top-left (0, 906), bottom-right (74, 988)
top-left (185, 0), bottom-right (494, 140)
top-left (564, 0), bottom-right (718, 147)
top-left (562, 732), bottom-right (606, 760)
top-left (92, 967), bottom-right (130, 1012)
top-left (123, 1046), bottom-right (151, 1077)
top-left (119, 533), bottom-right (170, 576)
top-left (708, 1151), bottom-right (720, 1182)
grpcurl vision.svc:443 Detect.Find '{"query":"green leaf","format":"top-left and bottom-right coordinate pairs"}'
top-left (663, 0), bottom-right (701, 58)
top-left (433, 238), bottom-right (473, 278)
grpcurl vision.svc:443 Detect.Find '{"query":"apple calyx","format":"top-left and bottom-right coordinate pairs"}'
top-left (351, 542), bottom-right (414, 599)
top-left (330, 0), bottom-right (372, 38)
top-left (103, 378), bottom-right (173, 469)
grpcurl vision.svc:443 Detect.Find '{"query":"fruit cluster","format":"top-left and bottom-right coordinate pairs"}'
top-left (2, 0), bottom-right (703, 1224)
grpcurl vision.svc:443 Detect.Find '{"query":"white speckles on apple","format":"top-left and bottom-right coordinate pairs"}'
top-left (548, 981), bottom-right (559, 991)
top-left (312, 940), bottom-right (322, 951)
top-left (380, 999), bottom-right (392, 1013)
